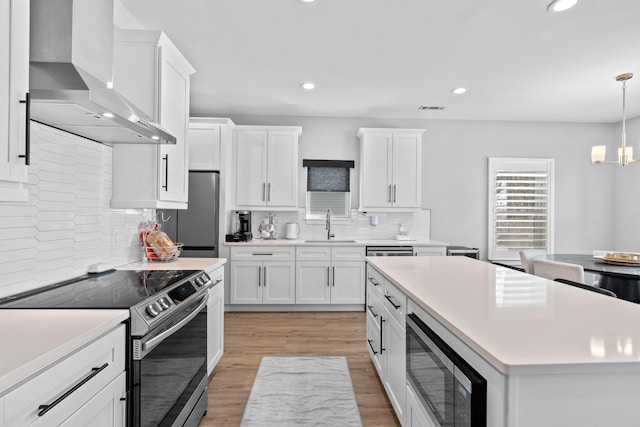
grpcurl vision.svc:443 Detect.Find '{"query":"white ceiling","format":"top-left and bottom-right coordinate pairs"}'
top-left (120, 0), bottom-right (640, 123)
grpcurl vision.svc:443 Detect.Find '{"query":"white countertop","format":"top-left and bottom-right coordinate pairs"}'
top-left (366, 256), bottom-right (640, 375)
top-left (0, 309), bottom-right (129, 395)
top-left (225, 239), bottom-right (448, 247)
top-left (118, 257), bottom-right (226, 271)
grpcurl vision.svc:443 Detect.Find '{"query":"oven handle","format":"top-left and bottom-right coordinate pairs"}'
top-left (142, 296), bottom-right (207, 353)
top-left (407, 314), bottom-right (455, 373)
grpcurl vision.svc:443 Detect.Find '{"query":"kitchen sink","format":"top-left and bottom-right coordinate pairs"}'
top-left (304, 240), bottom-right (357, 243)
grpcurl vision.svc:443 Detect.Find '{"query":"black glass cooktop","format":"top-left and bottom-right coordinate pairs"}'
top-left (0, 269), bottom-right (200, 309)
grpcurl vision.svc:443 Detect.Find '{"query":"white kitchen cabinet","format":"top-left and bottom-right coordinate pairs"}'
top-left (229, 247), bottom-right (296, 304)
top-left (295, 246), bottom-right (365, 304)
top-left (2, 324), bottom-right (126, 427)
top-left (188, 118), bottom-right (234, 171)
top-left (406, 382), bottom-right (435, 427)
top-left (234, 126), bottom-right (301, 209)
top-left (384, 309), bottom-right (406, 426)
top-left (111, 30), bottom-right (195, 209)
top-left (413, 246), bottom-right (446, 256)
top-left (0, 0), bottom-right (29, 202)
top-left (358, 128), bottom-right (424, 211)
top-left (59, 372), bottom-right (126, 427)
top-left (207, 266), bottom-right (225, 376)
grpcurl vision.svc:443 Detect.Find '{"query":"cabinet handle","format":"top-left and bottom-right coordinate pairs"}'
top-left (262, 183), bottom-right (266, 201)
top-left (332, 266), bottom-right (335, 286)
top-left (367, 339), bottom-right (378, 355)
top-left (367, 304), bottom-right (379, 318)
top-left (252, 253), bottom-right (273, 256)
top-left (327, 266), bottom-right (330, 287)
top-left (263, 266), bottom-right (267, 287)
top-left (258, 266), bottom-right (261, 287)
top-left (393, 184), bottom-right (397, 203)
top-left (37, 363), bottom-right (109, 417)
top-left (368, 277), bottom-right (380, 287)
top-left (388, 184), bottom-right (392, 203)
top-left (18, 92), bottom-right (30, 165)
top-left (162, 154), bottom-right (169, 191)
top-left (267, 183), bottom-right (271, 202)
top-left (385, 294), bottom-right (401, 310)
top-left (380, 317), bottom-right (385, 354)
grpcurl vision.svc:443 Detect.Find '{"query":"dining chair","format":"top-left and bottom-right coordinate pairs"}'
top-left (519, 249), bottom-right (547, 274)
top-left (533, 258), bottom-right (586, 284)
top-left (554, 278), bottom-right (617, 298)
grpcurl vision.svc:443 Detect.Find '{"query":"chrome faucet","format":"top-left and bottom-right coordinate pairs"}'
top-left (326, 209), bottom-right (335, 240)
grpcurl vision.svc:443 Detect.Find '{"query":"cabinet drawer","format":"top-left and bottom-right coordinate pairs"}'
top-left (207, 265), bottom-right (224, 288)
top-left (366, 265), bottom-right (384, 297)
top-left (3, 324), bottom-right (126, 427)
top-left (366, 316), bottom-right (383, 378)
top-left (383, 280), bottom-right (407, 326)
top-left (231, 246), bottom-right (295, 261)
top-left (331, 246), bottom-right (365, 261)
top-left (296, 246), bottom-right (331, 261)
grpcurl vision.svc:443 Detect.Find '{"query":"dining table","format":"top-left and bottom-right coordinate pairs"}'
top-left (544, 254), bottom-right (640, 303)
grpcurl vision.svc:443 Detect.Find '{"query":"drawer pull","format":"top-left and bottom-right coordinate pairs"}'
top-left (367, 339), bottom-right (378, 355)
top-left (385, 294), bottom-right (401, 310)
top-left (367, 304), bottom-right (379, 318)
top-left (252, 253), bottom-right (273, 256)
top-left (368, 277), bottom-right (380, 287)
top-left (37, 363), bottom-right (109, 417)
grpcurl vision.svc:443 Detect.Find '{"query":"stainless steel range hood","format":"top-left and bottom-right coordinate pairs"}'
top-left (29, 0), bottom-right (176, 145)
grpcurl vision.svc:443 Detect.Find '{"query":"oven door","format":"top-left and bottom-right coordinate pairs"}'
top-left (406, 313), bottom-right (455, 427)
top-left (132, 295), bottom-right (208, 427)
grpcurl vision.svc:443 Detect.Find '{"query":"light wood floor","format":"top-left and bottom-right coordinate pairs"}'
top-left (201, 311), bottom-right (400, 427)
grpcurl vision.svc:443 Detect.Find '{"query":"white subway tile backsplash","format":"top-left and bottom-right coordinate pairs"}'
top-left (0, 123), bottom-right (150, 299)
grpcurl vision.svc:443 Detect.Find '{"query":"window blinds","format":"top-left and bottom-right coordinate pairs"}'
top-left (489, 158), bottom-right (554, 261)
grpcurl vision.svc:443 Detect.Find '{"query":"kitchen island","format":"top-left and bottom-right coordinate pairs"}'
top-left (366, 256), bottom-right (640, 427)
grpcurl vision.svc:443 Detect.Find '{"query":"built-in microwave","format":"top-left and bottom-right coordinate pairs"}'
top-left (406, 313), bottom-right (487, 427)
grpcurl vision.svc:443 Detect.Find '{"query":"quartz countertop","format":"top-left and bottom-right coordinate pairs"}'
top-left (118, 257), bottom-right (226, 272)
top-left (366, 256), bottom-right (640, 375)
top-left (0, 309), bottom-right (129, 395)
top-left (225, 239), bottom-right (448, 247)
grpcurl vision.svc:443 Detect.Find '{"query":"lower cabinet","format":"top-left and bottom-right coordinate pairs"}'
top-left (230, 261), bottom-right (295, 304)
top-left (207, 266), bottom-right (225, 376)
top-left (60, 372), bottom-right (126, 427)
top-left (2, 324), bottom-right (126, 427)
top-left (366, 263), bottom-right (407, 426)
top-left (406, 382), bottom-right (434, 427)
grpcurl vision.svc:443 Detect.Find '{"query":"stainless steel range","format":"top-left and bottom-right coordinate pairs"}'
top-left (0, 268), bottom-right (213, 427)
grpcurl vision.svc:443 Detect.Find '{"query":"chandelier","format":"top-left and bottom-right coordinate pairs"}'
top-left (591, 73), bottom-right (636, 166)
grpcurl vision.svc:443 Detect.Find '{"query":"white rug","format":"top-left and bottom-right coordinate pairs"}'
top-left (240, 356), bottom-right (363, 427)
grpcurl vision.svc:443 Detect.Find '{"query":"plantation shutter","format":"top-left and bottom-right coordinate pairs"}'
top-left (488, 158), bottom-right (555, 261)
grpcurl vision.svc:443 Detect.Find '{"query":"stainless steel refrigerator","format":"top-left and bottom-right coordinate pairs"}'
top-left (159, 171), bottom-right (219, 258)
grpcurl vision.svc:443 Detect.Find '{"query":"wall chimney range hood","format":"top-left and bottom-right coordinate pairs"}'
top-left (29, 0), bottom-right (176, 145)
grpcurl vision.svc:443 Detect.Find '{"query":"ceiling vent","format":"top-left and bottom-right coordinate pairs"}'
top-left (418, 105), bottom-right (446, 110)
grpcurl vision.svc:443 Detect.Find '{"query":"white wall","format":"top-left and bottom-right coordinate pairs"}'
top-left (225, 114), bottom-right (616, 259)
top-left (613, 116), bottom-right (640, 252)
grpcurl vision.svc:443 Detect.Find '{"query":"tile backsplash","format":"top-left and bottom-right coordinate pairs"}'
top-left (0, 123), bottom-right (150, 299)
top-left (247, 209), bottom-right (431, 241)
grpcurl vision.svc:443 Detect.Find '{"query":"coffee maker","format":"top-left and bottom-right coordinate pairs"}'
top-left (226, 210), bottom-right (253, 242)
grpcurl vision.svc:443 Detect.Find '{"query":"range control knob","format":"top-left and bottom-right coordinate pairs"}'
top-left (158, 298), bottom-right (170, 310)
top-left (146, 303), bottom-right (160, 318)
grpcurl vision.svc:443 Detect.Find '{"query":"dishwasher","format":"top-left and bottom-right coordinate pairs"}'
top-left (366, 246), bottom-right (414, 256)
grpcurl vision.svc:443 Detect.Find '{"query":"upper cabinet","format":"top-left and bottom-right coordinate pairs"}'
top-left (234, 126), bottom-right (301, 209)
top-left (188, 118), bottom-right (235, 171)
top-left (358, 128), bottom-right (424, 212)
top-left (0, 0), bottom-right (29, 202)
top-left (111, 30), bottom-right (195, 209)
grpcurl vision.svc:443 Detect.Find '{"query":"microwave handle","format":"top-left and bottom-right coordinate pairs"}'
top-left (407, 314), bottom-right (455, 373)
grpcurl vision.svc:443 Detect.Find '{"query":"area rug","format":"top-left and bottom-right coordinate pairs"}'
top-left (240, 356), bottom-right (363, 427)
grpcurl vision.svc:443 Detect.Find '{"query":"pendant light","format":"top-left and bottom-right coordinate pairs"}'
top-left (591, 73), bottom-right (636, 166)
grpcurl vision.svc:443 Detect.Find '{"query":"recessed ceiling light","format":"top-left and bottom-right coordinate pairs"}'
top-left (101, 112), bottom-right (114, 118)
top-left (547, 0), bottom-right (578, 12)
top-left (298, 0), bottom-right (316, 3)
top-left (301, 82), bottom-right (315, 90)
top-left (151, 135), bottom-right (160, 140)
top-left (451, 87), bottom-right (467, 95)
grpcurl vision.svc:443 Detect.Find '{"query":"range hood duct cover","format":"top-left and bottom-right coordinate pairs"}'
top-left (28, 0), bottom-right (176, 145)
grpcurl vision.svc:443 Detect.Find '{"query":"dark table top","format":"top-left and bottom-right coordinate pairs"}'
top-left (544, 254), bottom-right (640, 280)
